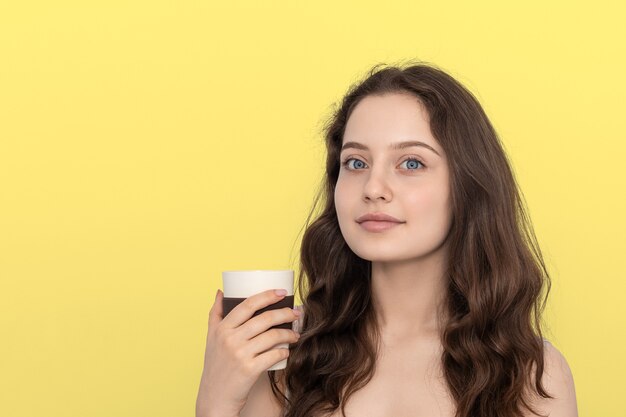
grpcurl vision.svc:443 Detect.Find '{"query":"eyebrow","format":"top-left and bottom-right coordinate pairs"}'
top-left (340, 140), bottom-right (441, 157)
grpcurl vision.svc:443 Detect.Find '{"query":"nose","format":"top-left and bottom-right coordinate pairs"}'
top-left (362, 166), bottom-right (392, 202)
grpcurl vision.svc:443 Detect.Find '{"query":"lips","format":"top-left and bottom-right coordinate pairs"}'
top-left (355, 212), bottom-right (405, 233)
top-left (358, 220), bottom-right (403, 232)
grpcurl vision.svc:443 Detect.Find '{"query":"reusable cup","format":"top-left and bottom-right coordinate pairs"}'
top-left (221, 270), bottom-right (294, 371)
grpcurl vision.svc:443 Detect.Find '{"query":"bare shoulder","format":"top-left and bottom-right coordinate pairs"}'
top-left (239, 369), bottom-right (286, 417)
top-left (525, 339), bottom-right (579, 417)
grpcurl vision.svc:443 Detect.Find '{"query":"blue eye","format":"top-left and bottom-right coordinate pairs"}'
top-left (342, 158), bottom-right (367, 170)
top-left (400, 158), bottom-right (424, 170)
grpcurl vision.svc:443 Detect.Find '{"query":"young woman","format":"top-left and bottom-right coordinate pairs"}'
top-left (196, 62), bottom-right (578, 417)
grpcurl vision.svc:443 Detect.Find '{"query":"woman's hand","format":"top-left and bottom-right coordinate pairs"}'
top-left (196, 289), bottom-right (301, 417)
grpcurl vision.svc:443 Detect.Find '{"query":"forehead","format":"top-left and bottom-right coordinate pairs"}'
top-left (342, 93), bottom-right (442, 154)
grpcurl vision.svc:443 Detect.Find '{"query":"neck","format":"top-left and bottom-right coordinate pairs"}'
top-left (370, 247), bottom-right (449, 343)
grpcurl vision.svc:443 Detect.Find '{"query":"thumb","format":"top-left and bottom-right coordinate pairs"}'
top-left (208, 289), bottom-right (224, 327)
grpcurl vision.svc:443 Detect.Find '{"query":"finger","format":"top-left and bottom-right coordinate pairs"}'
top-left (253, 347), bottom-right (291, 374)
top-left (243, 328), bottom-right (300, 358)
top-left (208, 288), bottom-right (224, 329)
top-left (221, 289), bottom-right (289, 330)
top-left (238, 307), bottom-right (299, 341)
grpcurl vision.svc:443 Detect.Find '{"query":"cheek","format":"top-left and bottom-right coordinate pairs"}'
top-left (334, 181), bottom-right (347, 219)
top-left (405, 183), bottom-right (451, 222)
top-left (334, 178), bottom-right (364, 238)
top-left (333, 181), bottom-right (341, 205)
top-left (334, 179), bottom-right (352, 211)
top-left (333, 181), bottom-right (354, 240)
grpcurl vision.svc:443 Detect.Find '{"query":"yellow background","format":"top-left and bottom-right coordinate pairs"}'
top-left (1, 1), bottom-right (624, 415)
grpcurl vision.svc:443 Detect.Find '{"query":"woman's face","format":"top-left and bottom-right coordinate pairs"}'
top-left (334, 92), bottom-right (453, 262)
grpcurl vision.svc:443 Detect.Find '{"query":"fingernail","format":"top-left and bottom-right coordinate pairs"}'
top-left (275, 289), bottom-right (287, 296)
top-left (292, 308), bottom-right (302, 316)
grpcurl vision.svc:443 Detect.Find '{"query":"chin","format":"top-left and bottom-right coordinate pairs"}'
top-left (346, 239), bottom-right (444, 264)
top-left (348, 245), bottom-right (409, 263)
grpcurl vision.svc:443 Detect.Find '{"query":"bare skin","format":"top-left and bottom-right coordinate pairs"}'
top-left (326, 337), bottom-right (455, 417)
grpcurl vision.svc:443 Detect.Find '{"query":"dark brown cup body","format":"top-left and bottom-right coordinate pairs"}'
top-left (222, 295), bottom-right (295, 330)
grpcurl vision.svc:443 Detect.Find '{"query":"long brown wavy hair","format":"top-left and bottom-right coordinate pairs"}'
top-left (268, 60), bottom-right (554, 417)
